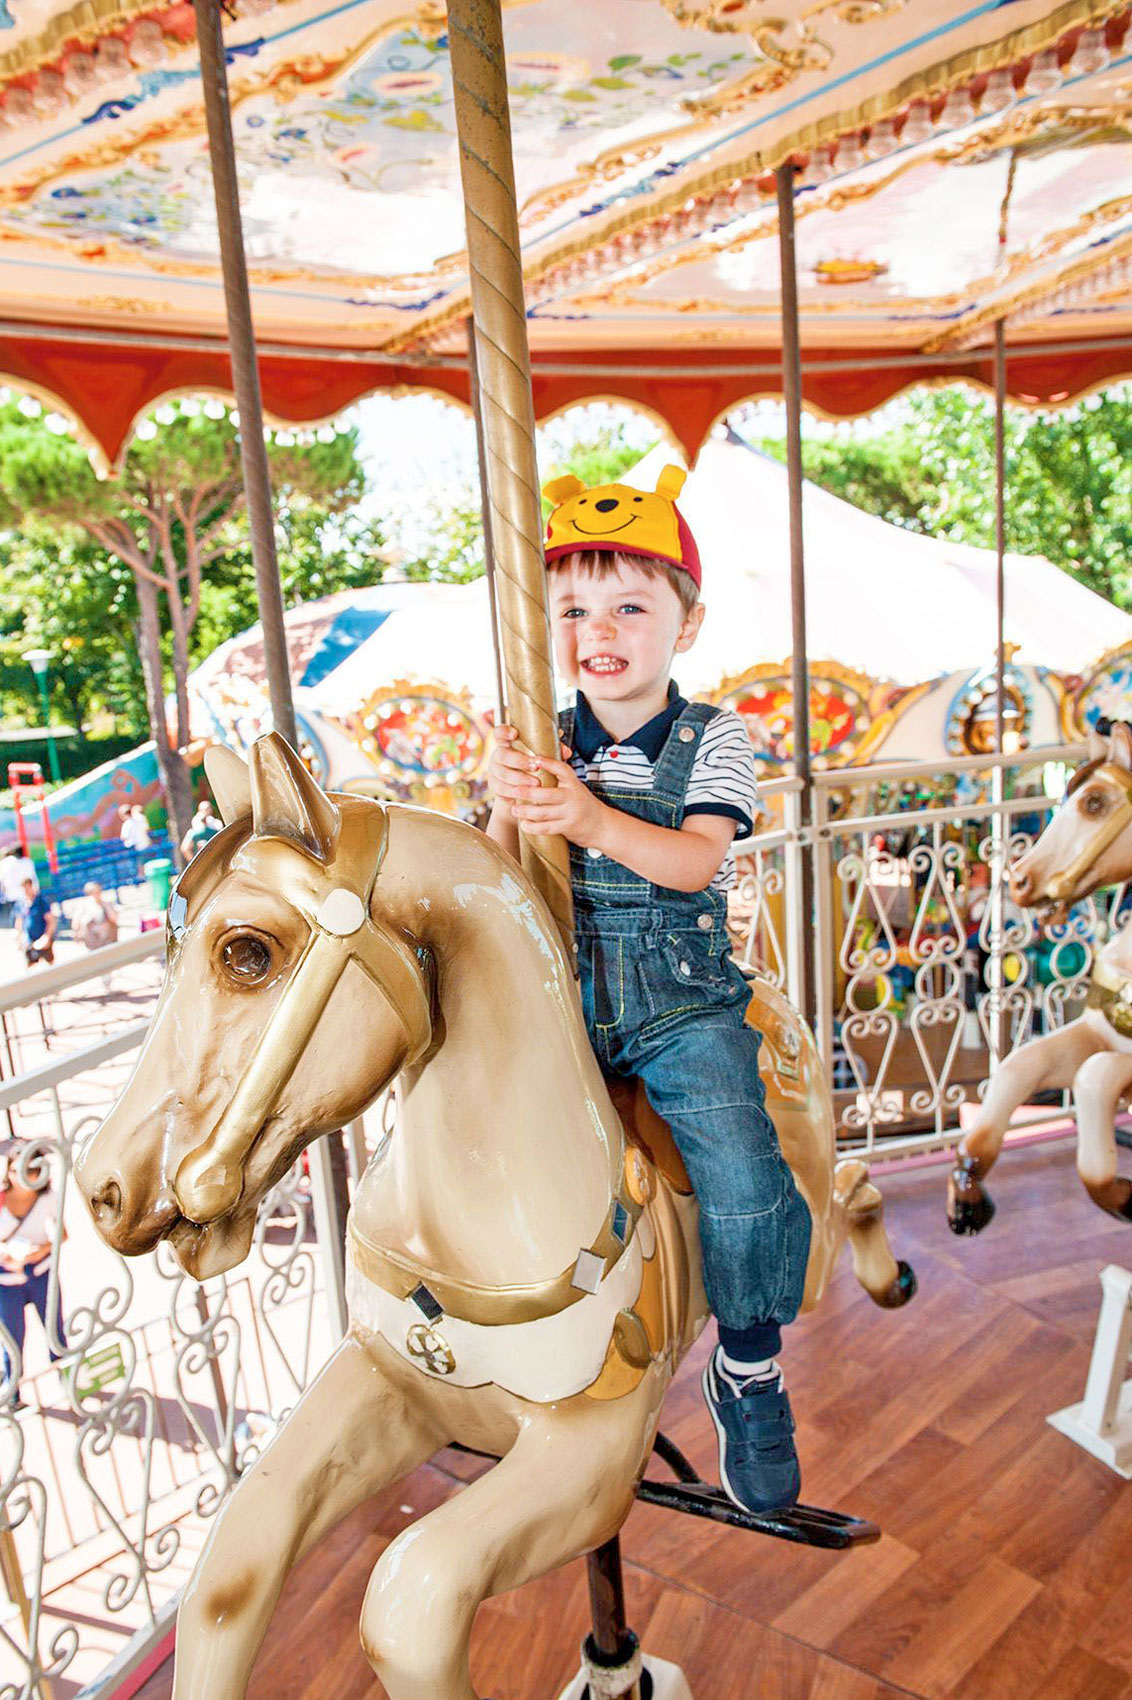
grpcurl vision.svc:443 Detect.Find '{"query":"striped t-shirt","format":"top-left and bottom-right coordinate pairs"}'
top-left (565, 688), bottom-right (759, 892)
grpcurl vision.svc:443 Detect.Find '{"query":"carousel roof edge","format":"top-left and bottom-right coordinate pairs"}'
top-left (6, 326), bottom-right (1132, 472)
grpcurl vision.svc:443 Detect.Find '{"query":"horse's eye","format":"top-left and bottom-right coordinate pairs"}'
top-left (221, 934), bottom-right (273, 985)
top-left (1082, 790), bottom-right (1108, 817)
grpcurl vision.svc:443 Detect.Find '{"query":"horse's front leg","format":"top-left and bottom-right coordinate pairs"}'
top-left (947, 1019), bottom-right (1108, 1235)
top-left (1073, 1049), bottom-right (1132, 1219)
top-left (173, 1333), bottom-right (441, 1700)
top-left (360, 1364), bottom-right (667, 1700)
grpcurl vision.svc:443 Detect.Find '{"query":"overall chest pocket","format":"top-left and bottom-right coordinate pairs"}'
top-left (642, 931), bottom-right (744, 1026)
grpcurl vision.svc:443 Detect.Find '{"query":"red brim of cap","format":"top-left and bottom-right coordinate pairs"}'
top-left (544, 522), bottom-right (702, 590)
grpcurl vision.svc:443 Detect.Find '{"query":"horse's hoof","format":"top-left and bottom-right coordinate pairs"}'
top-left (947, 1176), bottom-right (995, 1236)
top-left (877, 1259), bottom-right (917, 1308)
top-left (1103, 1179), bottom-right (1132, 1223)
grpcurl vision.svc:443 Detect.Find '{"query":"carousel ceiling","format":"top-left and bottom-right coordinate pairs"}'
top-left (2, 0), bottom-right (1132, 461)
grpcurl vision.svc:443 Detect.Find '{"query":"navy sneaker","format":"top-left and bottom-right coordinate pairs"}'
top-left (702, 1347), bottom-right (801, 1513)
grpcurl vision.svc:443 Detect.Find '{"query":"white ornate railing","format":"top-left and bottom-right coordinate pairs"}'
top-left (0, 940), bottom-right (347, 1700)
top-left (732, 743), bottom-right (1100, 1159)
top-left (0, 746), bottom-right (1108, 1694)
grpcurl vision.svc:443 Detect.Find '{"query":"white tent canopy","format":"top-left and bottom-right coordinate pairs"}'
top-left (631, 433), bottom-right (1131, 692)
top-left (310, 431), bottom-right (1131, 718)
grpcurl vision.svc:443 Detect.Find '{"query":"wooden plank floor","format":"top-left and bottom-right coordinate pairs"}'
top-left (137, 1140), bottom-right (1132, 1700)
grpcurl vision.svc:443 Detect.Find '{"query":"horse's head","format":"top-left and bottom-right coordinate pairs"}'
top-left (1008, 723), bottom-right (1132, 921)
top-left (76, 734), bottom-right (434, 1279)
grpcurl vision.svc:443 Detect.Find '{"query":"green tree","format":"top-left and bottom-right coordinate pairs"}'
top-left (754, 386), bottom-right (1132, 608)
top-left (0, 400), bottom-right (371, 848)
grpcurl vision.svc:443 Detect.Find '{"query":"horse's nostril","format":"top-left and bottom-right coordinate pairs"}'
top-left (90, 1178), bottom-right (122, 1226)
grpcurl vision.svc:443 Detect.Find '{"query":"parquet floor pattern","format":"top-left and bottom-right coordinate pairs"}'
top-left (138, 1141), bottom-right (1132, 1699)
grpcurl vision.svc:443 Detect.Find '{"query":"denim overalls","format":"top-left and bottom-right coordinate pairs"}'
top-left (563, 694), bottom-right (812, 1355)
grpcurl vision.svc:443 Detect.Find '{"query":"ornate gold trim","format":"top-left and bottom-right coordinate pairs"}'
top-left (928, 224), bottom-right (1132, 350)
top-left (391, 0), bottom-right (1130, 353)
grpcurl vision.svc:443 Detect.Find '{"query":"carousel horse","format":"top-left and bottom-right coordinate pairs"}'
top-left (948, 722), bottom-right (1132, 1236)
top-left (76, 733), bottom-right (913, 1700)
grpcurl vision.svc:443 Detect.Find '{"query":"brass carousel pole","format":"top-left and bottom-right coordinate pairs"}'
top-left (776, 161), bottom-right (816, 1028)
top-left (448, 0), bottom-right (638, 1686)
top-left (447, 0), bottom-right (573, 951)
top-left (194, 0), bottom-right (348, 1335)
top-left (466, 316), bottom-right (508, 723)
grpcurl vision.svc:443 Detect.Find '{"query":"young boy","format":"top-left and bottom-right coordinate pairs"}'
top-left (487, 465), bottom-right (812, 1513)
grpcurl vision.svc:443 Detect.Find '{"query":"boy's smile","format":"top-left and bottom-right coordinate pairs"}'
top-left (549, 557), bottom-right (704, 740)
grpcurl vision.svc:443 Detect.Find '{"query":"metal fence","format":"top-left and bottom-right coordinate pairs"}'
top-left (731, 742), bottom-right (1099, 1158)
top-left (0, 745), bottom-right (1104, 1695)
top-left (0, 938), bottom-right (343, 1700)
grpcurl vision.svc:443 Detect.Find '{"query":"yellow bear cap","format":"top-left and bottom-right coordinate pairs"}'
top-left (543, 464), bottom-right (700, 587)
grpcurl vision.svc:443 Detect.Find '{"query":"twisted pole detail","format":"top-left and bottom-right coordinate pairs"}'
top-left (447, 0), bottom-right (574, 951)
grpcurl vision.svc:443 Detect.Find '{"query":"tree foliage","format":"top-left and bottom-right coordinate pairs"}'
top-left (0, 398), bottom-right (377, 846)
top-left (755, 386), bottom-right (1132, 608)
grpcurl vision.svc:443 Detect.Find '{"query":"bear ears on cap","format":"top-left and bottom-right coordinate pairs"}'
top-left (542, 464), bottom-right (687, 506)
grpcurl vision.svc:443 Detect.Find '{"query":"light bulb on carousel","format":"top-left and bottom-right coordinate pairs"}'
top-left (31, 72), bottom-right (66, 117)
top-left (127, 19), bottom-right (167, 66)
top-left (864, 118), bottom-right (898, 160)
top-left (94, 37), bottom-right (130, 81)
top-left (939, 84), bottom-right (977, 128)
top-left (980, 67), bottom-right (1017, 113)
top-left (1026, 48), bottom-right (1064, 93)
top-left (1068, 27), bottom-right (1110, 77)
top-left (61, 52), bottom-right (98, 97)
top-left (835, 132), bottom-right (866, 172)
top-left (900, 101), bottom-right (934, 145)
top-left (800, 147), bottom-right (835, 187)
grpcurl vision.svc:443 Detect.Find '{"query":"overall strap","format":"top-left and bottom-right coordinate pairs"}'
top-left (650, 700), bottom-right (721, 802)
top-left (559, 706), bottom-right (576, 750)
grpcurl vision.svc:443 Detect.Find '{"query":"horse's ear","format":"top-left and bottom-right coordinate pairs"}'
top-left (1110, 722), bottom-right (1132, 772)
top-left (1087, 726), bottom-right (1109, 764)
top-left (249, 733), bottom-right (338, 862)
top-left (203, 744), bottom-right (252, 825)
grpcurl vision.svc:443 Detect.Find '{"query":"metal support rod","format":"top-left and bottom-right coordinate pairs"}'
top-left (988, 321), bottom-right (1008, 1073)
top-left (447, 0), bottom-right (573, 950)
top-left (193, 0), bottom-right (296, 749)
top-left (586, 1538), bottom-right (638, 1670)
top-left (467, 317), bottom-right (508, 724)
top-left (776, 161), bottom-right (815, 1027)
top-left (994, 319), bottom-right (1007, 757)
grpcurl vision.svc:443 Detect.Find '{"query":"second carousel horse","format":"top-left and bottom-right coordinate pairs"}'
top-left (76, 734), bottom-right (912, 1700)
top-left (948, 722), bottom-right (1132, 1234)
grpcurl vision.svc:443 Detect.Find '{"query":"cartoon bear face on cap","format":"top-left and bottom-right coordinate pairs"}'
top-left (543, 465), bottom-right (687, 563)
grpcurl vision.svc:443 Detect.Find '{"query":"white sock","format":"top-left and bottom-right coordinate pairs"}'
top-left (719, 1351), bottom-right (780, 1388)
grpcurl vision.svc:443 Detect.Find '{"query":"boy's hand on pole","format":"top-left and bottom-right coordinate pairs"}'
top-left (513, 755), bottom-right (607, 849)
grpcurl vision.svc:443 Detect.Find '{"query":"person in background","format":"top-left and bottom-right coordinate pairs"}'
top-left (0, 1142), bottom-right (65, 1410)
top-left (71, 881), bottom-right (119, 952)
top-left (119, 804), bottom-right (152, 879)
top-left (181, 799), bottom-right (222, 862)
top-left (0, 847), bottom-right (37, 929)
top-left (15, 878), bottom-right (56, 968)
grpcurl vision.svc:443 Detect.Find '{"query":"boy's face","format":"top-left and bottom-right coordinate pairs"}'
top-left (548, 557), bottom-right (703, 715)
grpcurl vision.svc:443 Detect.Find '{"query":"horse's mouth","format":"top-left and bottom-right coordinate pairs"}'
top-left (167, 1210), bottom-right (256, 1279)
top-left (1035, 897), bottom-right (1070, 928)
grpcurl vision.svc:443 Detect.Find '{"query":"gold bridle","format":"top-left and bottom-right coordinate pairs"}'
top-left (173, 804), bottom-right (434, 1225)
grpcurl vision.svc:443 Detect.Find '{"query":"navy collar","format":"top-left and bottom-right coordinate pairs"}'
top-left (571, 682), bottom-right (687, 763)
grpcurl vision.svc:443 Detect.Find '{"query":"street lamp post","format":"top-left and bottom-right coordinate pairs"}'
top-left (21, 649), bottom-right (62, 785)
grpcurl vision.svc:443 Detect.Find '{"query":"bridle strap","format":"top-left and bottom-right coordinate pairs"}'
top-left (174, 803), bottom-right (433, 1223)
top-left (1046, 765), bottom-right (1132, 901)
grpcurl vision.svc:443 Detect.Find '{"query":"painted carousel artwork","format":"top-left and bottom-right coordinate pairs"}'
top-left (182, 432), bottom-right (1132, 805)
top-left (3, 5), bottom-right (1132, 461)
